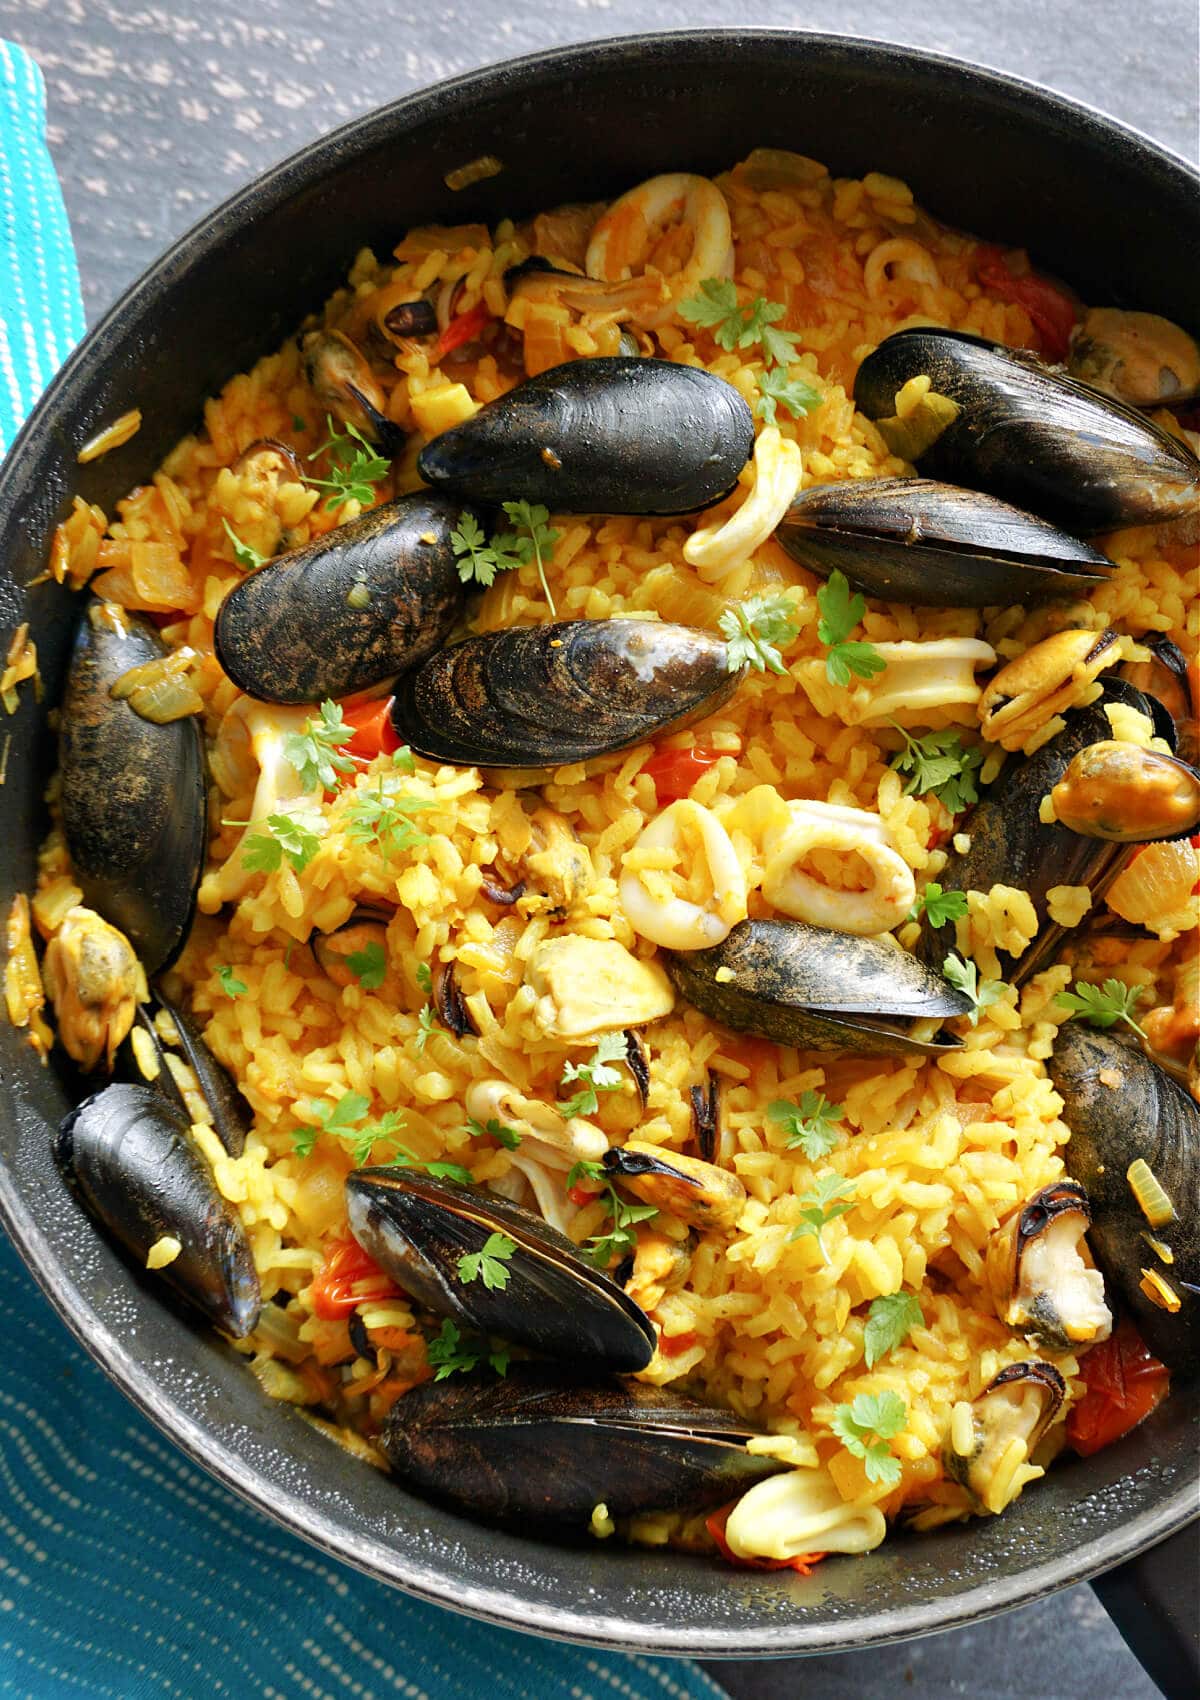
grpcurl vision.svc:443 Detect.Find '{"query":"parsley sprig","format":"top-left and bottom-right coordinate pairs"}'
top-left (558, 1033), bottom-right (628, 1118)
top-left (466, 1114), bottom-right (521, 1151)
top-left (290, 1091), bottom-right (372, 1159)
top-left (345, 939), bottom-right (387, 990)
top-left (284, 699), bottom-right (356, 793)
top-left (216, 965), bottom-right (247, 999)
top-left (426, 1319), bottom-right (509, 1381)
top-left (815, 570), bottom-right (886, 687)
top-left (943, 952), bottom-right (1004, 1026)
top-left (789, 1172), bottom-right (856, 1263)
top-left (344, 778), bottom-right (433, 861)
top-left (909, 882), bottom-right (969, 928)
top-left (768, 1092), bottom-right (843, 1160)
top-left (222, 519), bottom-right (269, 573)
top-left (679, 278), bottom-right (821, 426)
top-left (756, 364), bottom-right (822, 426)
top-left (305, 415), bottom-right (390, 512)
top-left (241, 813), bottom-right (322, 875)
top-left (718, 593), bottom-right (802, 675)
top-left (830, 1390), bottom-right (907, 1488)
top-left (565, 1159), bottom-right (659, 1268)
top-left (457, 1232), bottom-right (516, 1291)
top-left (1056, 977), bottom-right (1148, 1040)
top-left (450, 502), bottom-right (560, 614)
top-left (863, 1291), bottom-right (924, 1369)
top-left (890, 723), bottom-right (984, 816)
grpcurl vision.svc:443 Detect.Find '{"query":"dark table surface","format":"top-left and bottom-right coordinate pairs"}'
top-left (4, 1), bottom-right (1197, 1696)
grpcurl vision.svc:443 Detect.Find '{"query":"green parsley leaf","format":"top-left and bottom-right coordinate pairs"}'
top-left (586, 1192), bottom-right (659, 1268)
top-left (678, 280), bottom-right (800, 367)
top-left (222, 519), bottom-right (268, 573)
top-left (863, 1291), bottom-right (924, 1369)
top-left (890, 723), bottom-right (985, 816)
top-left (216, 965), bottom-right (247, 999)
top-left (830, 1390), bottom-right (907, 1487)
top-left (449, 510), bottom-right (515, 590)
top-left (1056, 977), bottom-right (1148, 1040)
top-left (718, 593), bottom-right (802, 675)
top-left (942, 952), bottom-right (1004, 1026)
top-left (291, 1123), bottom-right (320, 1159)
top-left (415, 962), bottom-right (433, 993)
top-left (291, 413), bottom-right (307, 432)
top-left (305, 415), bottom-right (390, 512)
top-left (755, 364), bottom-right (822, 426)
top-left (391, 745), bottom-right (416, 773)
top-left (425, 1319), bottom-right (509, 1381)
top-left (344, 780), bottom-right (433, 861)
top-left (815, 571), bottom-right (886, 687)
top-left (348, 1109), bottom-right (408, 1168)
top-left (345, 939), bottom-right (388, 990)
top-left (496, 500), bottom-right (559, 616)
top-left (558, 1031), bottom-right (629, 1118)
top-left (242, 813), bottom-right (322, 874)
top-left (284, 700), bottom-right (356, 793)
top-left (466, 1114), bottom-right (521, 1151)
top-left (909, 881), bottom-right (970, 927)
top-left (291, 1092), bottom-right (373, 1158)
top-left (565, 1159), bottom-right (606, 1190)
top-left (789, 1171), bottom-right (856, 1262)
top-left (413, 1003), bottom-right (437, 1054)
top-left (457, 1231), bottom-right (517, 1291)
top-left (768, 1092), bottom-right (843, 1160)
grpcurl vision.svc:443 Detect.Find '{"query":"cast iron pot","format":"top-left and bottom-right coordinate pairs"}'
top-left (0, 28), bottom-right (1197, 1691)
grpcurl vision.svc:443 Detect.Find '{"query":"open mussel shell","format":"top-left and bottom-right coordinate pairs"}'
top-left (1048, 1024), bottom-right (1198, 1375)
top-left (775, 477), bottom-right (1113, 607)
top-left (344, 1168), bottom-right (655, 1372)
top-left (59, 602), bottom-right (205, 975)
top-left (666, 919), bottom-right (972, 1057)
top-left (379, 1363), bottom-right (787, 1532)
top-left (214, 492), bottom-right (468, 704)
top-left (417, 356), bottom-right (755, 514)
top-left (389, 619), bottom-right (742, 769)
top-left (55, 1083), bottom-right (260, 1337)
top-left (853, 328), bottom-right (1200, 533)
top-left (122, 992), bottom-right (250, 1158)
top-left (915, 681), bottom-right (1160, 984)
top-left (1050, 741), bottom-right (1200, 841)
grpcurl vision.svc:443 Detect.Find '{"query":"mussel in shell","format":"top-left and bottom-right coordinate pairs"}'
top-left (56, 1083), bottom-right (260, 1337)
top-left (985, 1181), bottom-right (1112, 1351)
top-left (379, 1363), bottom-right (787, 1532)
top-left (666, 919), bottom-right (972, 1057)
top-left (944, 1361), bottom-right (1066, 1514)
top-left (302, 329), bottom-right (404, 450)
top-left (389, 619), bottom-right (742, 769)
top-left (214, 492), bottom-right (469, 704)
top-left (853, 328), bottom-right (1200, 533)
top-left (416, 357), bottom-right (755, 514)
top-left (1049, 741), bottom-right (1200, 841)
top-left (59, 602), bottom-right (206, 974)
top-left (1067, 308), bottom-right (1200, 409)
top-left (122, 991), bottom-right (250, 1158)
top-left (775, 477), bottom-right (1113, 607)
top-left (1048, 1024), bottom-right (1199, 1375)
top-left (344, 1168), bottom-right (656, 1371)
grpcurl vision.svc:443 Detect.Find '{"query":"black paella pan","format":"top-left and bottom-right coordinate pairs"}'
top-left (0, 27), bottom-right (1196, 1688)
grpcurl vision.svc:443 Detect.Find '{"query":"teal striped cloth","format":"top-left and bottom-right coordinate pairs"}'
top-left (0, 41), bottom-right (727, 1700)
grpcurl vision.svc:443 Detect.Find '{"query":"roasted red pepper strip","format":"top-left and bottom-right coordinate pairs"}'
top-left (1066, 1319), bottom-right (1170, 1457)
top-left (311, 1237), bottom-right (402, 1320)
top-left (337, 695), bottom-right (400, 763)
top-left (705, 1503), bottom-right (827, 1573)
top-left (976, 245), bottom-right (1078, 363)
top-left (642, 742), bottom-right (728, 803)
top-left (434, 301), bottom-right (492, 361)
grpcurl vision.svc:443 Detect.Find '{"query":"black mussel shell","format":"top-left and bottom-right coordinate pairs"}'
top-left (344, 1168), bottom-right (655, 1372)
top-left (56, 1083), bottom-right (260, 1337)
top-left (776, 477), bottom-right (1113, 607)
top-left (666, 919), bottom-right (972, 1057)
top-left (1048, 1025), bottom-right (1198, 1375)
top-left (122, 992), bottom-right (250, 1158)
top-left (915, 682), bottom-right (1155, 984)
top-left (214, 492), bottom-right (469, 704)
top-left (59, 603), bottom-right (205, 974)
top-left (390, 619), bottom-right (742, 769)
top-left (379, 1363), bottom-right (786, 1532)
top-left (417, 357), bottom-right (754, 515)
top-left (854, 328), bottom-right (1200, 533)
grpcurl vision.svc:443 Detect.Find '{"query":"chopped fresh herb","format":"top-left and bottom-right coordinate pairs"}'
top-left (558, 1031), bottom-right (629, 1118)
top-left (449, 502), bottom-right (560, 614)
top-left (863, 1291), bottom-right (924, 1369)
top-left (566, 1158), bottom-right (606, 1190)
top-left (415, 962), bottom-right (433, 994)
top-left (718, 593), bottom-right (802, 675)
top-left (830, 1390), bottom-right (907, 1488)
top-left (586, 1189), bottom-right (659, 1268)
top-left (768, 1092), bottom-right (843, 1160)
top-left (457, 1231), bottom-right (517, 1291)
top-left (291, 1090), bottom-right (371, 1158)
top-left (216, 965), bottom-right (247, 999)
top-left (345, 939), bottom-right (387, 990)
top-left (942, 952), bottom-right (1004, 1025)
top-left (291, 1123), bottom-right (320, 1159)
top-left (413, 1002), bottom-right (437, 1053)
top-left (909, 882), bottom-right (970, 928)
top-left (449, 511), bottom-right (514, 589)
top-left (678, 279), bottom-right (801, 367)
top-left (222, 519), bottom-right (268, 573)
top-left (348, 1109), bottom-right (407, 1168)
top-left (789, 1171), bottom-right (856, 1262)
top-left (755, 364), bottom-right (822, 426)
top-left (890, 723), bottom-right (984, 816)
top-left (242, 813), bottom-right (322, 875)
top-left (284, 699), bottom-right (356, 793)
top-left (426, 1160), bottom-right (474, 1184)
top-left (1057, 977), bottom-right (1148, 1040)
top-left (816, 570), bottom-right (886, 688)
top-left (467, 1114), bottom-right (521, 1151)
top-left (425, 1318), bottom-right (510, 1381)
top-left (391, 745), bottom-right (416, 773)
top-left (291, 413), bottom-right (307, 432)
top-left (344, 779), bottom-right (433, 861)
top-left (305, 415), bottom-right (390, 512)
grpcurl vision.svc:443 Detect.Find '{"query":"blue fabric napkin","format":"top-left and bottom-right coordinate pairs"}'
top-left (0, 41), bottom-right (728, 1700)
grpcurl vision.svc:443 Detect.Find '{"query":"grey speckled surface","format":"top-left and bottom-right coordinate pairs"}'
top-left (3, 1), bottom-right (1196, 1696)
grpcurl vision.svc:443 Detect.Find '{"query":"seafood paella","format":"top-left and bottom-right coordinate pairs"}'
top-left (6, 148), bottom-right (1199, 1567)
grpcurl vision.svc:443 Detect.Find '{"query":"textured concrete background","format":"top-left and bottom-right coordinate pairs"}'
top-left (5, 1), bottom-right (1197, 1695)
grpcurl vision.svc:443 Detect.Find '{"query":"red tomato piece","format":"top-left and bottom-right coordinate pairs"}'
top-left (338, 696), bottom-right (400, 762)
top-left (434, 301), bottom-right (492, 361)
top-left (1066, 1319), bottom-right (1170, 1457)
top-left (704, 1503), bottom-right (826, 1573)
top-left (660, 1330), bottom-right (699, 1358)
top-left (567, 1183), bottom-right (602, 1207)
top-left (642, 743), bottom-right (728, 803)
top-left (976, 245), bottom-right (1078, 363)
top-left (311, 1237), bottom-right (401, 1320)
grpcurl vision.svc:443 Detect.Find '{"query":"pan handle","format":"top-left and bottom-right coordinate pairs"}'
top-left (1091, 1522), bottom-right (1200, 1700)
